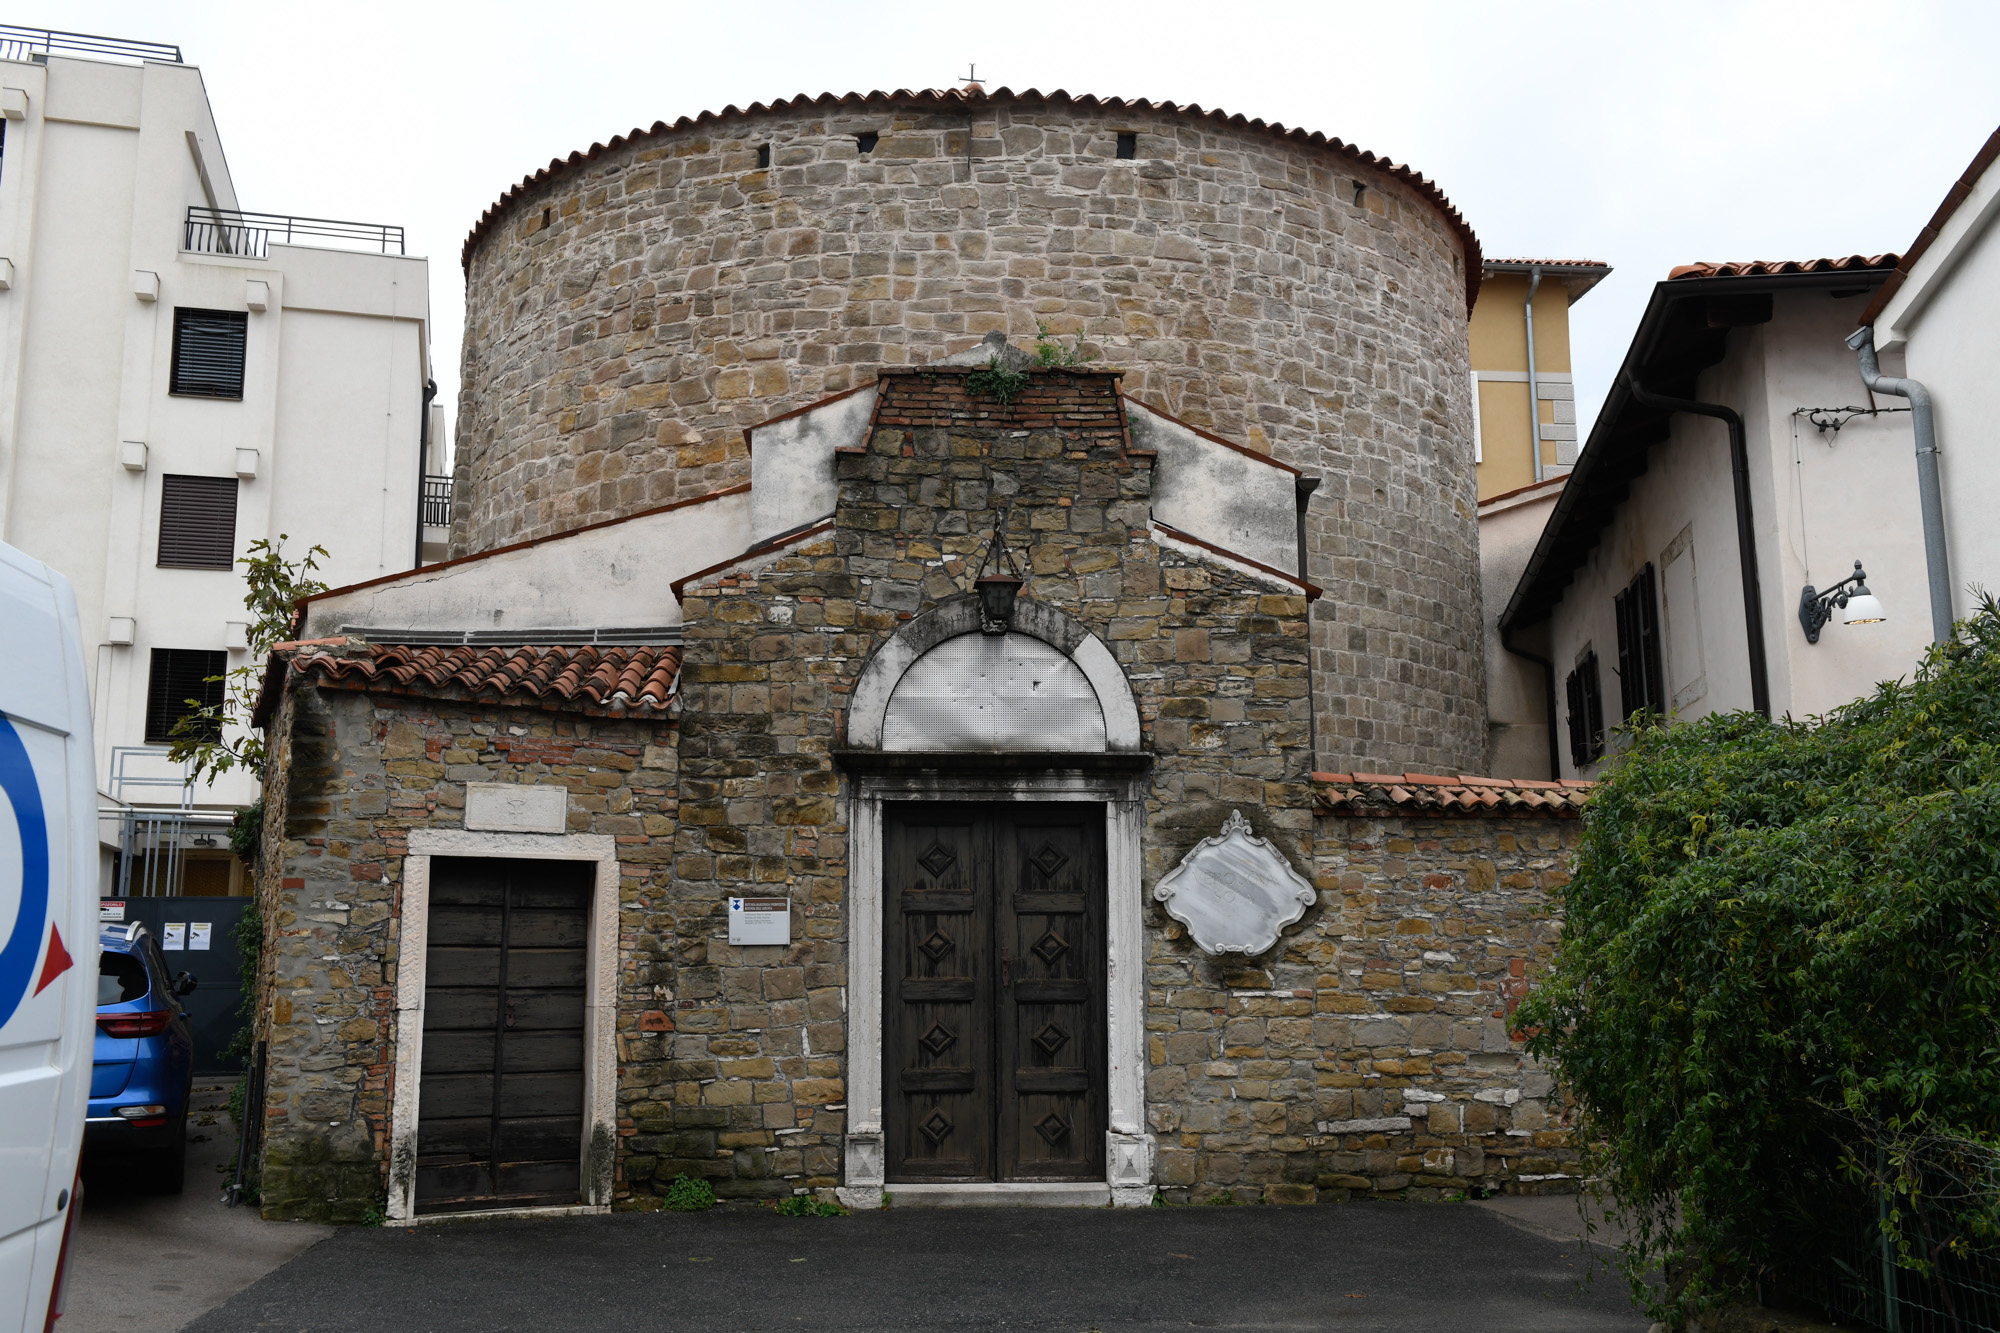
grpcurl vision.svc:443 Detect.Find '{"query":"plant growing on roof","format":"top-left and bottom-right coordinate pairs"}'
top-left (964, 355), bottom-right (1030, 405)
top-left (1515, 597), bottom-right (2000, 1327)
top-left (166, 535), bottom-right (328, 785)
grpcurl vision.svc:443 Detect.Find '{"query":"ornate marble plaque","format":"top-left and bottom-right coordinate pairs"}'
top-left (1152, 810), bottom-right (1316, 956)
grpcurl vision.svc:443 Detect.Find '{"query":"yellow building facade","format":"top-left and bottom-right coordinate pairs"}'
top-left (1471, 260), bottom-right (1609, 500)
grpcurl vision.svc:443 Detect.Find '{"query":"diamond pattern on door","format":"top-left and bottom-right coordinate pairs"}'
top-left (918, 929), bottom-right (955, 962)
top-left (1030, 844), bottom-right (1068, 878)
top-left (920, 1023), bottom-right (957, 1057)
top-left (918, 844), bottom-right (957, 879)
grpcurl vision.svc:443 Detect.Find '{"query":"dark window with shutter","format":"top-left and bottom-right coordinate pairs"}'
top-left (144, 648), bottom-right (226, 744)
top-left (157, 474), bottom-right (239, 569)
top-left (1565, 650), bottom-right (1605, 769)
top-left (1614, 563), bottom-right (1667, 719)
top-left (169, 307), bottom-right (248, 399)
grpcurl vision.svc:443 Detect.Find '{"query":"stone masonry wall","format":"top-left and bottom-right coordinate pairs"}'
top-left (253, 675), bottom-right (677, 1222)
top-left (457, 95), bottom-right (1485, 774)
top-left (670, 368), bottom-right (1321, 1198)
top-left (1147, 811), bottom-right (1578, 1204)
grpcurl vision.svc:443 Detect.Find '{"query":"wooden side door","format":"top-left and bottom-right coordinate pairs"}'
top-left (996, 811), bottom-right (1106, 1180)
top-left (416, 857), bottom-right (591, 1214)
top-left (883, 807), bottom-right (992, 1182)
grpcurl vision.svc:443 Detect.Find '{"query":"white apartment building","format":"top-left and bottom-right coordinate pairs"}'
top-left (0, 28), bottom-right (443, 895)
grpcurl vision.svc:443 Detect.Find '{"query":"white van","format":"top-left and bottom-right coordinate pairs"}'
top-left (0, 542), bottom-right (98, 1332)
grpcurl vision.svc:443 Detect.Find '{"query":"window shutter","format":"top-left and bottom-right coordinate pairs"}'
top-left (1566, 668), bottom-right (1588, 769)
top-left (1614, 584), bottom-right (1640, 718)
top-left (1637, 563), bottom-right (1666, 713)
top-left (170, 307), bottom-right (248, 399)
top-left (157, 474), bottom-right (239, 569)
top-left (1582, 651), bottom-right (1605, 758)
top-left (144, 648), bottom-right (227, 744)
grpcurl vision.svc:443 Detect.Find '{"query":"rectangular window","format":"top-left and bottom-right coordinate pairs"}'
top-left (157, 474), bottom-right (238, 569)
top-left (1614, 563), bottom-right (1668, 719)
top-left (144, 648), bottom-right (226, 744)
top-left (1116, 132), bottom-right (1137, 160)
top-left (755, 143), bottom-right (771, 169)
top-left (1565, 649), bottom-right (1605, 769)
top-left (169, 307), bottom-right (248, 399)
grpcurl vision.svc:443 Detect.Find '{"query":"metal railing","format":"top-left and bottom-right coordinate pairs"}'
top-left (108, 744), bottom-right (193, 810)
top-left (421, 474), bottom-right (452, 528)
top-left (0, 24), bottom-right (182, 64)
top-left (1782, 1199), bottom-right (2000, 1331)
top-left (114, 808), bottom-right (236, 898)
top-left (184, 207), bottom-right (406, 258)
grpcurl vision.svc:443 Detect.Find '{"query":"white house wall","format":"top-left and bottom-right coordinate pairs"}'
top-left (1887, 183), bottom-right (2000, 627)
top-left (0, 53), bottom-right (429, 810)
top-left (748, 385), bottom-right (875, 544)
top-left (1545, 288), bottom-right (1942, 778)
top-left (301, 487), bottom-right (753, 639)
top-left (1478, 482), bottom-right (1561, 777)
top-left (1126, 401), bottom-right (1300, 577)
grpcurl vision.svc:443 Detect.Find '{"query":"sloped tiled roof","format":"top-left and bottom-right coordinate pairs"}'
top-left (1313, 771), bottom-right (1594, 817)
top-left (286, 642), bottom-right (680, 718)
top-left (1668, 254), bottom-right (1899, 280)
top-left (461, 86), bottom-right (1483, 309)
top-left (1861, 123), bottom-right (2000, 325)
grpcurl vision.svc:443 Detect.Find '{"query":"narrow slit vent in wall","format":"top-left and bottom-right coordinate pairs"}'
top-left (756, 143), bottom-right (770, 169)
top-left (856, 131), bottom-right (878, 155)
top-left (1115, 133), bottom-right (1136, 160)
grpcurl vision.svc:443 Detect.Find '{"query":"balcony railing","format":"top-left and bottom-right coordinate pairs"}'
top-left (0, 24), bottom-right (182, 64)
top-left (421, 474), bottom-right (453, 528)
top-left (184, 207), bottom-right (406, 259)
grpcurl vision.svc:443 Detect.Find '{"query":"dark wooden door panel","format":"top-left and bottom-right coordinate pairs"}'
top-left (884, 809), bottom-right (991, 1182)
top-left (884, 804), bottom-right (1106, 1185)
top-left (997, 813), bottom-right (1106, 1181)
top-left (415, 857), bottom-right (592, 1215)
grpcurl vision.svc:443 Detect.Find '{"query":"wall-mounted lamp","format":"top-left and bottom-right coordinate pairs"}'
top-left (1799, 559), bottom-right (1886, 644)
top-left (973, 502), bottom-right (1025, 634)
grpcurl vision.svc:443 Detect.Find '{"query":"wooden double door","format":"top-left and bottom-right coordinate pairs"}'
top-left (415, 857), bottom-right (591, 1214)
top-left (885, 803), bottom-right (1107, 1183)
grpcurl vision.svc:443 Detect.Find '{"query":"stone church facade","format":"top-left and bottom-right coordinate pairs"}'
top-left (243, 90), bottom-right (1588, 1223)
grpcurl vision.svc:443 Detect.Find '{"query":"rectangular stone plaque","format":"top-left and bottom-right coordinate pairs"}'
top-left (464, 782), bottom-right (568, 834)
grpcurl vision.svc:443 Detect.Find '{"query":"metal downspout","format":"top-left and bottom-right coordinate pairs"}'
top-left (1524, 266), bottom-right (1544, 483)
top-left (1624, 372), bottom-right (1772, 718)
top-left (413, 378), bottom-right (437, 569)
top-left (1501, 621), bottom-right (1562, 780)
top-left (1847, 327), bottom-right (1952, 643)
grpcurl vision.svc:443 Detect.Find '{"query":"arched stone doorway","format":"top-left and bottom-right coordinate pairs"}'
top-left (838, 597), bottom-right (1154, 1208)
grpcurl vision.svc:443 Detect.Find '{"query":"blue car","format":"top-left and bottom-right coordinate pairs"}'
top-left (87, 922), bottom-right (198, 1192)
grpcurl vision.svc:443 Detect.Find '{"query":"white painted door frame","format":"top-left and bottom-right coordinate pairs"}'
top-left (384, 829), bottom-right (621, 1223)
top-left (838, 772), bottom-right (1156, 1209)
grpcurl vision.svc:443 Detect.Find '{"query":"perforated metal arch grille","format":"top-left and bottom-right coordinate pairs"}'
top-left (169, 307), bottom-right (247, 399)
top-left (157, 474), bottom-right (238, 569)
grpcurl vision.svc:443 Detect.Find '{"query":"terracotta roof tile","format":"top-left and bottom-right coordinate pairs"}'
top-left (1312, 771), bottom-right (1594, 818)
top-left (289, 643), bottom-right (681, 718)
top-left (1667, 254), bottom-right (1899, 280)
top-left (461, 86), bottom-right (1482, 310)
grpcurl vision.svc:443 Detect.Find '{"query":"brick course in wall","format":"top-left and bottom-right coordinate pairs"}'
top-left (456, 92), bottom-right (1486, 774)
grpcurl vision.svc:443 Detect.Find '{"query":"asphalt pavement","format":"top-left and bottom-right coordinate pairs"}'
top-left (63, 1080), bottom-right (332, 1333)
top-left (187, 1194), bottom-right (1647, 1332)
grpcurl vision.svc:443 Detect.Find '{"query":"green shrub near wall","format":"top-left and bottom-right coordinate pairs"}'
top-left (1519, 601), bottom-right (2000, 1325)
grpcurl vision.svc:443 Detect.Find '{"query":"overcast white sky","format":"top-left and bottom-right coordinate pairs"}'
top-left (36, 0), bottom-right (2000, 453)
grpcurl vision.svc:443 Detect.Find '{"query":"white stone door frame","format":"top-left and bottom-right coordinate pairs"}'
top-left (384, 829), bottom-right (621, 1223)
top-left (840, 770), bottom-right (1156, 1209)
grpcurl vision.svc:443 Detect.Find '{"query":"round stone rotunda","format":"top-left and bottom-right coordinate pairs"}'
top-left (454, 86), bottom-right (1488, 773)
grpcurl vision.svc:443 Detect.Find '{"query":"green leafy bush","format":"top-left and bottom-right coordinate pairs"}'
top-left (1518, 600), bottom-right (2000, 1322)
top-left (664, 1173), bottom-right (716, 1212)
top-left (965, 357), bottom-right (1030, 404)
